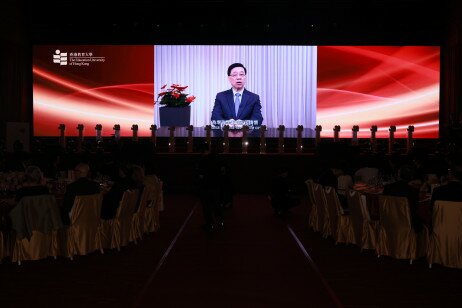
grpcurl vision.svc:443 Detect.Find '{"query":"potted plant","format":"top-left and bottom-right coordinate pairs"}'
top-left (156, 84), bottom-right (196, 127)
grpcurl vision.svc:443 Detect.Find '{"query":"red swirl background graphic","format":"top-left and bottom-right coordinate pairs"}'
top-left (317, 46), bottom-right (440, 138)
top-left (33, 45), bottom-right (154, 137)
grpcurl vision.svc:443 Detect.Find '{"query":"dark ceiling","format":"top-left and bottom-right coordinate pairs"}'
top-left (23, 0), bottom-right (451, 45)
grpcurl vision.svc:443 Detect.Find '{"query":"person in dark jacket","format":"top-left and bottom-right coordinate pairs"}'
top-left (270, 167), bottom-right (299, 217)
top-left (101, 163), bottom-right (138, 219)
top-left (196, 151), bottom-right (224, 232)
top-left (15, 165), bottom-right (49, 202)
top-left (61, 163), bottom-right (101, 225)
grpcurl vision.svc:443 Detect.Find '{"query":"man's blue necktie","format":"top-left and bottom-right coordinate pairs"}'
top-left (234, 93), bottom-right (241, 118)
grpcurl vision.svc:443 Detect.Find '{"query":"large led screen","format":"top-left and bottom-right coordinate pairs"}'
top-left (33, 45), bottom-right (439, 138)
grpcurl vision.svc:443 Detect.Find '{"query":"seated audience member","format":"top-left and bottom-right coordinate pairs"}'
top-left (317, 162), bottom-right (338, 189)
top-left (337, 169), bottom-right (354, 209)
top-left (431, 159), bottom-right (462, 205)
top-left (101, 163), bottom-right (137, 219)
top-left (61, 163), bottom-right (101, 225)
top-left (419, 173), bottom-right (440, 194)
top-left (15, 165), bottom-right (49, 201)
top-left (354, 157), bottom-right (380, 185)
top-left (382, 164), bottom-right (422, 231)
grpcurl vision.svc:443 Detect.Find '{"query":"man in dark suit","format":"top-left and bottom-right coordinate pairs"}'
top-left (62, 163), bottom-right (101, 225)
top-left (211, 63), bottom-right (263, 125)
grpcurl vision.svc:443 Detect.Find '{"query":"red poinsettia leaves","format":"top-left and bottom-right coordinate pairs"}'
top-left (175, 86), bottom-right (188, 91)
top-left (157, 84), bottom-right (194, 106)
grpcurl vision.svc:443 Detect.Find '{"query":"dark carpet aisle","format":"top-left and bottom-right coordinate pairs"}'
top-left (134, 195), bottom-right (339, 308)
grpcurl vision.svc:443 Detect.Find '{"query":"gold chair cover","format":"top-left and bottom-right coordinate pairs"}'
top-left (347, 190), bottom-right (378, 250)
top-left (144, 176), bottom-right (162, 234)
top-left (66, 193), bottom-right (104, 258)
top-left (9, 195), bottom-right (63, 263)
top-left (102, 189), bottom-right (139, 251)
top-left (324, 186), bottom-right (354, 244)
top-left (376, 195), bottom-right (427, 262)
top-left (0, 231), bottom-right (4, 261)
top-left (312, 183), bottom-right (329, 237)
top-left (428, 201), bottom-right (462, 268)
top-left (130, 187), bottom-right (152, 242)
top-left (305, 179), bottom-right (318, 231)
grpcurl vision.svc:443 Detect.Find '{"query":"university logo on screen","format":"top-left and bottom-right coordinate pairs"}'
top-left (52, 49), bottom-right (106, 67)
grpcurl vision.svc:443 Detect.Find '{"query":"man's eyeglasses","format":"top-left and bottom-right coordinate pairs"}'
top-left (230, 73), bottom-right (246, 78)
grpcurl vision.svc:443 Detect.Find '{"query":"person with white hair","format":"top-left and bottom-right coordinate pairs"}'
top-left (15, 165), bottom-right (49, 201)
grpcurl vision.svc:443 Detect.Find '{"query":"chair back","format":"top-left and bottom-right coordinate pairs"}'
top-left (116, 190), bottom-right (139, 219)
top-left (377, 195), bottom-right (416, 260)
top-left (305, 179), bottom-right (317, 230)
top-left (324, 186), bottom-right (354, 244)
top-left (144, 175), bottom-right (161, 206)
top-left (67, 193), bottom-right (103, 256)
top-left (347, 190), bottom-right (378, 250)
top-left (324, 186), bottom-right (342, 237)
top-left (131, 187), bottom-right (153, 241)
top-left (116, 189), bottom-right (139, 247)
top-left (143, 176), bottom-right (163, 233)
top-left (70, 193), bottom-right (103, 227)
top-left (428, 200), bottom-right (462, 268)
top-left (312, 183), bottom-right (329, 237)
top-left (348, 190), bottom-right (366, 245)
top-left (10, 194), bottom-right (63, 240)
top-left (9, 194), bottom-right (63, 262)
top-left (0, 230), bottom-right (4, 261)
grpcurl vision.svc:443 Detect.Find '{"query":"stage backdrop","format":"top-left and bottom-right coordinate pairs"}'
top-left (33, 45), bottom-right (439, 138)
